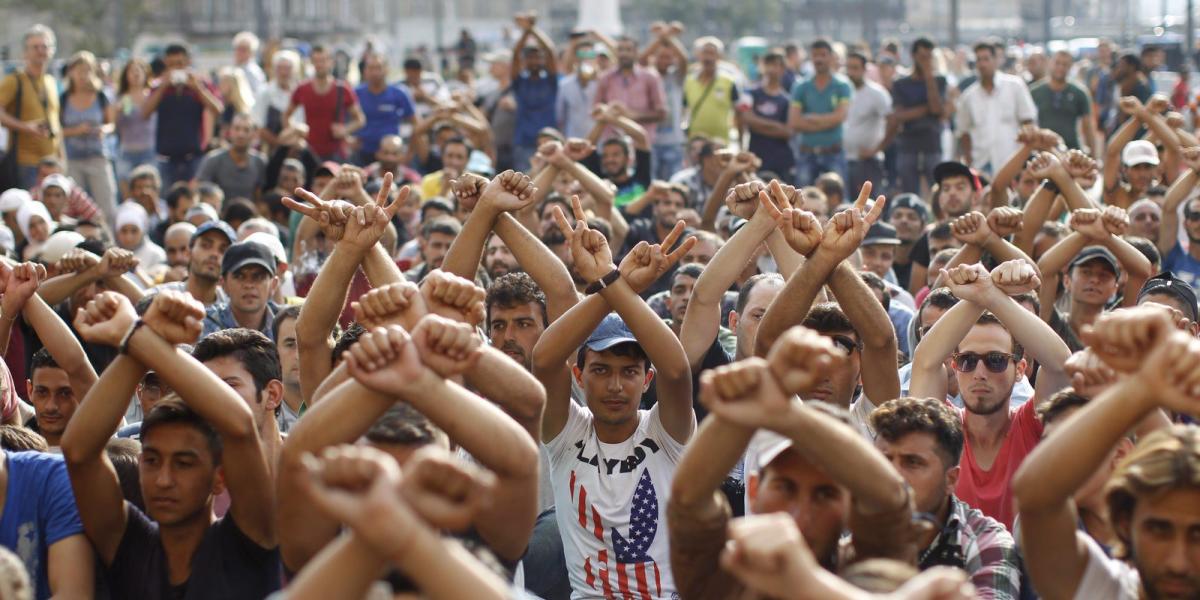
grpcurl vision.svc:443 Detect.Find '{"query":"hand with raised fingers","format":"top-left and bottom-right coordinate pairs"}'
top-left (299, 445), bottom-right (423, 558)
top-left (1025, 151), bottom-right (1068, 183)
top-left (950, 211), bottom-right (994, 247)
top-left (617, 221), bottom-right (696, 294)
top-left (58, 248), bottom-right (100, 275)
top-left (142, 290), bottom-right (205, 345)
top-left (352, 281), bottom-right (427, 330)
top-left (479, 169), bottom-right (537, 214)
top-left (284, 186), bottom-right (351, 243)
top-left (699, 358), bottom-right (793, 431)
top-left (725, 180), bottom-right (765, 220)
top-left (719, 514), bottom-right (820, 598)
top-left (72, 291), bottom-right (137, 347)
top-left (940, 263), bottom-right (998, 306)
top-left (1101, 205), bottom-right (1130, 237)
top-left (1064, 348), bottom-right (1120, 398)
top-left (818, 181), bottom-right (886, 261)
top-left (553, 195), bottom-right (616, 284)
top-left (1069, 208), bottom-right (1111, 241)
top-left (398, 445), bottom-right (497, 533)
top-left (757, 182), bottom-right (823, 257)
top-left (987, 206), bottom-right (1024, 238)
top-left (410, 313), bottom-right (485, 378)
top-left (2, 262), bottom-right (45, 317)
top-left (451, 172), bottom-right (489, 213)
top-left (343, 324), bottom-right (429, 395)
top-left (340, 174), bottom-right (402, 251)
top-left (766, 325), bottom-right (847, 396)
top-left (418, 270), bottom-right (487, 326)
top-left (990, 259), bottom-right (1041, 296)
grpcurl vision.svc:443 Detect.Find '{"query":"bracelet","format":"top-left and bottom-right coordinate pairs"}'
top-left (119, 320), bottom-right (146, 355)
top-left (584, 268), bottom-right (621, 295)
top-left (1042, 179), bottom-right (1060, 195)
top-left (0, 305), bottom-right (16, 323)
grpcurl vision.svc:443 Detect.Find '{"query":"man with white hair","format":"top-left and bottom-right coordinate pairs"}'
top-left (254, 49), bottom-right (304, 149)
top-left (233, 31), bottom-right (267, 97)
top-left (0, 24), bottom-right (62, 188)
top-left (684, 37), bottom-right (739, 143)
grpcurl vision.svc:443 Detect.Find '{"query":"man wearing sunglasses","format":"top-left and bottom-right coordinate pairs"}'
top-left (910, 261), bottom-right (1071, 530)
top-left (1159, 148), bottom-right (1200, 295)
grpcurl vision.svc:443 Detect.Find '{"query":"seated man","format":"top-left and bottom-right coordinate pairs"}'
top-left (669, 326), bottom-right (915, 599)
top-left (872, 397), bottom-right (1020, 596)
top-left (61, 291), bottom-right (279, 598)
top-left (1014, 306), bottom-right (1200, 600)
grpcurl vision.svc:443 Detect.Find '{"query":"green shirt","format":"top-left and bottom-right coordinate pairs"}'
top-left (790, 74), bottom-right (853, 148)
top-left (1030, 80), bottom-right (1091, 149)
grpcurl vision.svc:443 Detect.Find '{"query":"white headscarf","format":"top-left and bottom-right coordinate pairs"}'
top-left (116, 201), bottom-right (149, 234)
top-left (15, 201), bottom-right (53, 240)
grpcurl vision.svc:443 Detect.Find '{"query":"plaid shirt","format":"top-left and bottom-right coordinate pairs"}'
top-left (919, 495), bottom-right (1021, 599)
top-left (32, 184), bottom-right (100, 222)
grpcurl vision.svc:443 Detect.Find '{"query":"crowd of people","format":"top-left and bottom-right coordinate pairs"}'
top-left (0, 12), bottom-right (1198, 600)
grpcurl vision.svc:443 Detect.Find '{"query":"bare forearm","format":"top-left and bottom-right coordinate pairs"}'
top-left (670, 417), bottom-right (753, 511)
top-left (493, 214), bottom-right (579, 321)
top-left (463, 348), bottom-right (546, 439)
top-left (24, 296), bottom-right (97, 390)
top-left (361, 243), bottom-right (404, 287)
top-left (910, 300), bottom-right (986, 398)
top-left (1014, 186), bottom-right (1057, 253)
top-left (828, 263), bottom-right (900, 402)
top-left (284, 534), bottom-right (388, 600)
top-left (755, 253), bottom-right (837, 357)
top-left (37, 271), bottom-right (98, 307)
top-left (700, 171), bottom-right (738, 231)
top-left (61, 355), bottom-right (145, 464)
top-left (442, 207), bottom-right (497, 280)
top-left (297, 245), bottom-right (361, 397)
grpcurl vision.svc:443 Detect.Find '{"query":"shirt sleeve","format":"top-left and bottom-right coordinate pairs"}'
top-left (41, 458), bottom-right (84, 545)
top-left (543, 400), bottom-right (591, 464)
top-left (956, 90), bottom-right (974, 133)
top-left (399, 88), bottom-right (415, 119)
top-left (196, 152), bottom-right (217, 182)
top-left (0, 74), bottom-right (15, 109)
top-left (343, 83), bottom-right (359, 108)
top-left (1016, 82), bottom-right (1038, 122)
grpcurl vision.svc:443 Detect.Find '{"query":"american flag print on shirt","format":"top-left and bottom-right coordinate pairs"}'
top-left (572, 468), bottom-right (664, 600)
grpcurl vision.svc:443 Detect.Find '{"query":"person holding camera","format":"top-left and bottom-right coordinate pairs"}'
top-left (142, 43), bottom-right (225, 190)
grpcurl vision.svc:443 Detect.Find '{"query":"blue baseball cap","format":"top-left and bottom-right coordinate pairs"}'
top-left (191, 220), bottom-right (237, 245)
top-left (583, 313), bottom-right (640, 354)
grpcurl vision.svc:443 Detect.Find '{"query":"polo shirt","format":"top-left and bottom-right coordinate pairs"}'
top-left (790, 74), bottom-right (853, 148)
top-left (595, 66), bottom-right (666, 145)
top-left (354, 83), bottom-right (415, 155)
top-left (1030, 80), bottom-right (1092, 149)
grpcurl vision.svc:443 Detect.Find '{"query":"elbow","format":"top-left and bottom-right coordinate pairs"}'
top-left (60, 437), bottom-right (90, 467)
top-left (910, 342), bottom-right (946, 374)
top-left (530, 342), bottom-right (564, 378)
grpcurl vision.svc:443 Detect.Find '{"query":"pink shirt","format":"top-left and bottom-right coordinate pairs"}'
top-left (595, 66), bottom-right (667, 145)
top-left (954, 399), bottom-right (1042, 530)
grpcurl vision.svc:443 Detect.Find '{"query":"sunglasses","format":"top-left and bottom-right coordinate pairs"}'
top-left (830, 335), bottom-right (862, 355)
top-left (951, 351), bottom-right (1019, 373)
top-left (1186, 211), bottom-right (1200, 222)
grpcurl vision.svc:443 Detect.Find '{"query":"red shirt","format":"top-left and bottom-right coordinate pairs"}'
top-left (955, 399), bottom-right (1042, 530)
top-left (290, 80), bottom-right (358, 159)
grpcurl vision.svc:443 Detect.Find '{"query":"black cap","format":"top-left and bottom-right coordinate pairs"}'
top-left (1069, 246), bottom-right (1121, 280)
top-left (221, 241), bottom-right (277, 277)
top-left (888, 193), bottom-right (930, 223)
top-left (1138, 272), bottom-right (1200, 322)
top-left (933, 161), bottom-right (981, 190)
top-left (862, 222), bottom-right (902, 246)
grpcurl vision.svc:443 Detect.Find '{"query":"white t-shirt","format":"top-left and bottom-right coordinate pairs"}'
top-left (1073, 533), bottom-right (1140, 600)
top-left (544, 402), bottom-right (687, 600)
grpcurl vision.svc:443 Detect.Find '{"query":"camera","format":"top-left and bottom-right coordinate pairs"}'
top-left (170, 70), bottom-right (187, 86)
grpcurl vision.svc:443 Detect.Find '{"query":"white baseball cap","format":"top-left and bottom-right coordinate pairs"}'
top-left (1121, 140), bottom-right (1160, 167)
top-left (245, 231), bottom-right (287, 265)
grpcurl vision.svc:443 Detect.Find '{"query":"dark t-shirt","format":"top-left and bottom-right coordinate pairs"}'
top-left (584, 148), bottom-right (652, 213)
top-left (747, 86), bottom-right (794, 176)
top-left (152, 81), bottom-right (215, 159)
top-left (106, 505), bottom-right (280, 600)
top-left (910, 230), bottom-right (932, 268)
top-left (891, 75), bottom-right (947, 153)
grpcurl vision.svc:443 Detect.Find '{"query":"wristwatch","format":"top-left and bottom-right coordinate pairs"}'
top-left (585, 269), bottom-right (621, 295)
top-left (1041, 179), bottom-right (1060, 195)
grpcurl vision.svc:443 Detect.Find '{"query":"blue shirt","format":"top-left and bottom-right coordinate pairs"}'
top-left (511, 71), bottom-right (558, 147)
top-left (0, 452), bottom-right (85, 600)
top-left (202, 300), bottom-right (280, 341)
top-left (888, 302), bottom-right (914, 358)
top-left (1164, 242), bottom-right (1200, 296)
top-left (790, 75), bottom-right (853, 148)
top-left (354, 83), bottom-right (415, 155)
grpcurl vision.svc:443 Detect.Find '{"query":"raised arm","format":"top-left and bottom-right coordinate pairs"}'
top-left (10, 263), bottom-right (98, 396)
top-left (61, 294), bottom-right (146, 564)
top-left (1160, 148), bottom-right (1200, 254)
top-left (1103, 97), bottom-right (1143, 194)
top-left (39, 248), bottom-right (143, 307)
top-left (494, 213), bottom-right (580, 321)
top-left (442, 171), bottom-right (537, 280)
top-left (127, 292), bottom-right (274, 548)
top-left (700, 153), bottom-right (756, 231)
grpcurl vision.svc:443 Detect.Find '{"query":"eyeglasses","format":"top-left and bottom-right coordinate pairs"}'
top-left (951, 352), bottom-right (1019, 373)
top-left (830, 335), bottom-right (862, 355)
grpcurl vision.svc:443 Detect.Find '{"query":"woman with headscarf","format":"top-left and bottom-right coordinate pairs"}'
top-left (115, 200), bottom-right (165, 268)
top-left (15, 201), bottom-right (54, 260)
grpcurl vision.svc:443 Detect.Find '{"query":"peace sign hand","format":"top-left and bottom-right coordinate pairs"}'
top-left (819, 181), bottom-right (886, 261)
top-left (553, 195), bottom-right (616, 284)
top-left (618, 221), bottom-right (697, 294)
top-left (758, 180), bottom-right (822, 257)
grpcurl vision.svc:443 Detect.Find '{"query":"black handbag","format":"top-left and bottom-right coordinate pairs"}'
top-left (0, 73), bottom-right (23, 192)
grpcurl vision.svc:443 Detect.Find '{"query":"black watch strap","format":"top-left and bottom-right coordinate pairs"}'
top-left (585, 269), bottom-right (621, 295)
top-left (1042, 179), bottom-right (1060, 194)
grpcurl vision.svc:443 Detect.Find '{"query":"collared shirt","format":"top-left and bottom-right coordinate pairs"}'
top-left (511, 71), bottom-right (558, 147)
top-left (956, 72), bottom-right (1038, 173)
top-left (790, 74), bottom-right (854, 148)
top-left (153, 280), bottom-right (229, 308)
top-left (202, 299), bottom-right (280, 340)
top-left (595, 66), bottom-right (667, 145)
top-left (919, 495), bottom-right (1021, 599)
top-left (555, 73), bottom-right (597, 139)
top-left (31, 183), bottom-right (99, 222)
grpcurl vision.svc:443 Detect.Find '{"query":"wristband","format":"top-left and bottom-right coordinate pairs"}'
top-left (119, 320), bottom-right (146, 355)
top-left (1042, 179), bottom-right (1060, 195)
top-left (584, 268), bottom-right (621, 295)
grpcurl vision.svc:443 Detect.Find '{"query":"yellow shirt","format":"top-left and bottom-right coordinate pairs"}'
top-left (684, 73), bottom-right (736, 142)
top-left (419, 170), bottom-right (446, 202)
top-left (0, 71), bottom-right (61, 166)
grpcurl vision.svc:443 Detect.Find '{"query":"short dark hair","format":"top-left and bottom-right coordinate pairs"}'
top-left (1125, 235), bottom-right (1162, 271)
top-left (930, 221), bottom-right (955, 240)
top-left (672, 263), bottom-right (704, 288)
top-left (1039, 388), bottom-right (1090, 425)
top-left (602, 136), bottom-right (632, 158)
top-left (871, 397), bottom-right (964, 468)
top-left (0, 425), bottom-right (47, 452)
top-left (443, 136), bottom-right (473, 154)
top-left (420, 199), bottom-right (454, 221)
top-left (803, 302), bottom-right (858, 339)
top-left (366, 403), bottom-right (442, 446)
top-left (421, 216), bottom-right (462, 239)
top-left (911, 37), bottom-right (935, 55)
top-left (165, 183), bottom-right (195, 210)
top-left (332, 322), bottom-right (366, 361)
top-left (1118, 52), bottom-right (1141, 70)
top-left (762, 51), bottom-right (785, 66)
top-left (859, 272), bottom-right (890, 311)
top-left (811, 38), bottom-right (833, 52)
top-left (736, 273), bottom-right (783, 314)
top-left (164, 44), bottom-right (189, 57)
top-left (1012, 291), bottom-right (1041, 315)
top-left (973, 40), bottom-right (998, 56)
top-left (192, 328), bottom-right (281, 398)
top-left (107, 437), bottom-right (144, 511)
top-left (221, 197), bottom-right (258, 225)
top-left (846, 52), bottom-right (869, 67)
top-left (540, 194), bottom-right (572, 219)
top-left (972, 312), bottom-right (1023, 359)
top-left (141, 397), bottom-right (222, 465)
top-left (29, 348), bottom-right (60, 379)
top-left (486, 272), bottom-right (548, 327)
top-left (403, 58), bottom-right (422, 70)
top-left (271, 305), bottom-right (302, 342)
